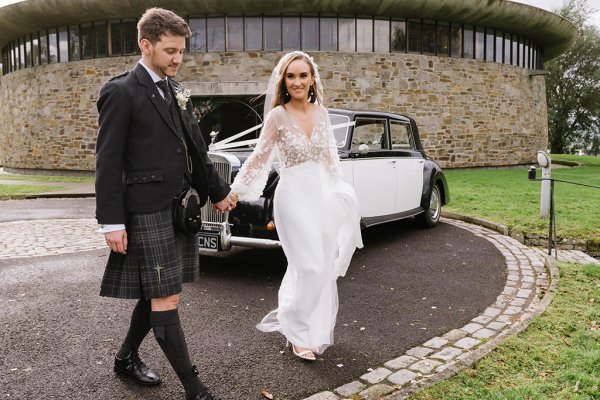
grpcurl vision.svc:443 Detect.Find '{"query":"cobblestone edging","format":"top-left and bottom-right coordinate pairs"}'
top-left (302, 218), bottom-right (558, 400)
top-left (0, 218), bottom-right (104, 260)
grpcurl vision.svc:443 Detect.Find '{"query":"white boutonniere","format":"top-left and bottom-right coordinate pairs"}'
top-left (175, 87), bottom-right (191, 111)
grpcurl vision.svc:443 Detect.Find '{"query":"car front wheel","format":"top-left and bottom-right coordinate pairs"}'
top-left (415, 182), bottom-right (441, 228)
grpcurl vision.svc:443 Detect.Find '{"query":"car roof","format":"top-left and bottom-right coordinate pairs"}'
top-left (327, 108), bottom-right (414, 124)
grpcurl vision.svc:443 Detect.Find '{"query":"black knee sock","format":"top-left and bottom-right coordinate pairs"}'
top-left (150, 309), bottom-right (206, 397)
top-left (117, 299), bottom-right (151, 359)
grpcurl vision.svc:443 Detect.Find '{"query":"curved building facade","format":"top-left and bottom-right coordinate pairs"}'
top-left (0, 0), bottom-right (577, 172)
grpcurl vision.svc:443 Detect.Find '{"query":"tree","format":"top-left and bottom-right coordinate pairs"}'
top-left (545, 0), bottom-right (600, 155)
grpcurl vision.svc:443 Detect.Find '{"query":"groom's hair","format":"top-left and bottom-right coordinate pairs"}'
top-left (137, 7), bottom-right (191, 44)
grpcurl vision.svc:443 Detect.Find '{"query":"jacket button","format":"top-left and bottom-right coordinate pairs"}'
top-left (176, 148), bottom-right (182, 154)
top-left (151, 174), bottom-right (156, 179)
top-left (142, 177), bottom-right (147, 182)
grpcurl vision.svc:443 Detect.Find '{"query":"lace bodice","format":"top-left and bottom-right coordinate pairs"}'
top-left (231, 104), bottom-right (343, 201)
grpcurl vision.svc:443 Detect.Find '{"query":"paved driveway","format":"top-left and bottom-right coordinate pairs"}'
top-left (0, 198), bottom-right (532, 400)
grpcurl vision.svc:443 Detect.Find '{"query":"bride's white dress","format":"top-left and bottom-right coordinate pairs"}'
top-left (230, 104), bottom-right (363, 353)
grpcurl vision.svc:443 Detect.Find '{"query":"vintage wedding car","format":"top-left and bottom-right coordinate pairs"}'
top-left (198, 109), bottom-right (449, 252)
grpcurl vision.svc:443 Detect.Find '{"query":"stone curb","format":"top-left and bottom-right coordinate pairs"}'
top-left (303, 213), bottom-right (558, 400)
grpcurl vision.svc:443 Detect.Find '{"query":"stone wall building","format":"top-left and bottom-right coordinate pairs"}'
top-left (0, 0), bottom-right (577, 173)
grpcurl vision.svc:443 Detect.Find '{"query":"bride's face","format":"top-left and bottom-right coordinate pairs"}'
top-left (284, 59), bottom-right (315, 102)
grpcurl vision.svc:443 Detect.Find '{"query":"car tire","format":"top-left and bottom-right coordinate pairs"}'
top-left (415, 182), bottom-right (441, 228)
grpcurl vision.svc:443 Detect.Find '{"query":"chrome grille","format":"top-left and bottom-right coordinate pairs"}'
top-left (201, 154), bottom-right (232, 225)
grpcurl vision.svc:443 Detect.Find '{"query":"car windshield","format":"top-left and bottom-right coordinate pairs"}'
top-left (328, 113), bottom-right (350, 148)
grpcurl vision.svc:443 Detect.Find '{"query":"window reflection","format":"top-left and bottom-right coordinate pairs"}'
top-left (95, 22), bottom-right (107, 57)
top-left (48, 29), bottom-right (58, 63)
top-left (357, 19), bottom-right (372, 52)
top-left (422, 20), bottom-right (436, 55)
top-left (283, 16), bottom-right (301, 50)
top-left (374, 19), bottom-right (389, 53)
top-left (207, 17), bottom-right (225, 51)
top-left (463, 25), bottom-right (473, 58)
top-left (407, 20), bottom-right (421, 53)
top-left (244, 17), bottom-right (262, 51)
top-left (58, 27), bottom-right (68, 62)
top-left (320, 17), bottom-right (337, 51)
top-left (1, 14), bottom-right (544, 75)
top-left (486, 29), bottom-right (495, 61)
top-left (227, 17), bottom-right (243, 51)
top-left (437, 22), bottom-right (449, 57)
top-left (69, 25), bottom-right (80, 60)
top-left (301, 17), bottom-right (318, 50)
top-left (339, 17), bottom-right (355, 52)
top-left (264, 17), bottom-right (281, 51)
top-left (391, 20), bottom-right (406, 53)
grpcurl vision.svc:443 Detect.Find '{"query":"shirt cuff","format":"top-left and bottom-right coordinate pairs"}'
top-left (98, 224), bottom-right (126, 233)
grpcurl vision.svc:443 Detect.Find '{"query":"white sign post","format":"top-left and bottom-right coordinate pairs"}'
top-left (537, 151), bottom-right (551, 218)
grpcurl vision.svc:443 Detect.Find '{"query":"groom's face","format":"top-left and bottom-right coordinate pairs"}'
top-left (141, 34), bottom-right (186, 79)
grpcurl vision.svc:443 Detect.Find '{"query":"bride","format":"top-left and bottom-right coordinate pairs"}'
top-left (230, 51), bottom-right (363, 360)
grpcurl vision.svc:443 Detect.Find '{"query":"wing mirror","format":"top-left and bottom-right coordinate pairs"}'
top-left (358, 144), bottom-right (369, 155)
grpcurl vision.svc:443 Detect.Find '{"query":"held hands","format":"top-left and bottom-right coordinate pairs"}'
top-left (212, 191), bottom-right (239, 213)
top-left (105, 229), bottom-right (128, 254)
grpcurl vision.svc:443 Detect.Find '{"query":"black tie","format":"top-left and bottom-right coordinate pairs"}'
top-left (155, 79), bottom-right (172, 105)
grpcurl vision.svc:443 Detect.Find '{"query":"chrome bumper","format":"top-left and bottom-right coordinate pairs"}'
top-left (201, 221), bottom-right (281, 251)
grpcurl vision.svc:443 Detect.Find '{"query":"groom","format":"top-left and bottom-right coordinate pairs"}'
top-left (95, 7), bottom-right (236, 400)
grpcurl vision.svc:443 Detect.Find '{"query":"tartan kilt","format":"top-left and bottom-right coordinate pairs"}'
top-left (99, 203), bottom-right (200, 300)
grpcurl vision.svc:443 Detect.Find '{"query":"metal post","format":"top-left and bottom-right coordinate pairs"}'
top-left (548, 179), bottom-right (556, 257)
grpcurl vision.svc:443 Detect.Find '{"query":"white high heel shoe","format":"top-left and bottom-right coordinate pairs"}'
top-left (286, 340), bottom-right (316, 361)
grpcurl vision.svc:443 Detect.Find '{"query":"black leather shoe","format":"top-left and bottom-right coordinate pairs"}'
top-left (114, 351), bottom-right (161, 386)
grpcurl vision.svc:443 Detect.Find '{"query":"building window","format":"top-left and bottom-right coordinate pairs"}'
top-left (450, 23), bottom-right (461, 58)
top-left (122, 20), bottom-right (137, 55)
top-left (339, 17), bottom-right (356, 52)
top-left (422, 20), bottom-right (436, 55)
top-left (25, 35), bottom-right (32, 67)
top-left (245, 16), bottom-right (262, 51)
top-left (475, 26), bottom-right (485, 60)
top-left (437, 21), bottom-right (449, 57)
top-left (264, 17), bottom-right (281, 50)
top-left (463, 25), bottom-right (474, 58)
top-left (40, 31), bottom-right (48, 64)
top-left (1, 14), bottom-right (545, 75)
top-left (512, 34), bottom-right (518, 66)
top-left (356, 18), bottom-right (373, 52)
top-left (48, 29), bottom-right (58, 63)
top-left (207, 17), bottom-right (225, 51)
top-left (95, 21), bottom-right (107, 57)
top-left (32, 34), bottom-right (39, 66)
top-left (58, 27), bottom-right (68, 62)
top-left (282, 16), bottom-right (300, 50)
top-left (407, 19), bottom-right (421, 53)
top-left (226, 17), bottom-right (243, 51)
top-left (189, 18), bottom-right (207, 52)
top-left (391, 19), bottom-right (406, 53)
top-left (69, 25), bottom-right (80, 61)
top-left (495, 30), bottom-right (503, 63)
top-left (301, 17), bottom-right (318, 50)
top-left (320, 17), bottom-right (337, 51)
top-left (19, 37), bottom-right (25, 67)
top-left (81, 23), bottom-right (93, 59)
top-left (485, 28), bottom-right (495, 61)
top-left (110, 20), bottom-right (122, 56)
top-left (374, 19), bottom-right (390, 53)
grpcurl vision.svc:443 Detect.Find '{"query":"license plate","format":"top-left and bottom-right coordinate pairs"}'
top-left (198, 230), bottom-right (219, 252)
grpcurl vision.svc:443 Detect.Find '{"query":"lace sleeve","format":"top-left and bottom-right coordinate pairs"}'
top-left (323, 107), bottom-right (344, 181)
top-left (230, 110), bottom-right (278, 201)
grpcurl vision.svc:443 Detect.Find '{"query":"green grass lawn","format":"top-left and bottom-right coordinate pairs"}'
top-left (409, 261), bottom-right (600, 400)
top-left (0, 184), bottom-right (68, 196)
top-left (443, 154), bottom-right (600, 244)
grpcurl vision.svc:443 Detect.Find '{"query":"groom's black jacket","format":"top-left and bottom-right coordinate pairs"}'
top-left (95, 63), bottom-right (229, 224)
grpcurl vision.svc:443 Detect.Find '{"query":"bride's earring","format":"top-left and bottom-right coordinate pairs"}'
top-left (285, 90), bottom-right (290, 99)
